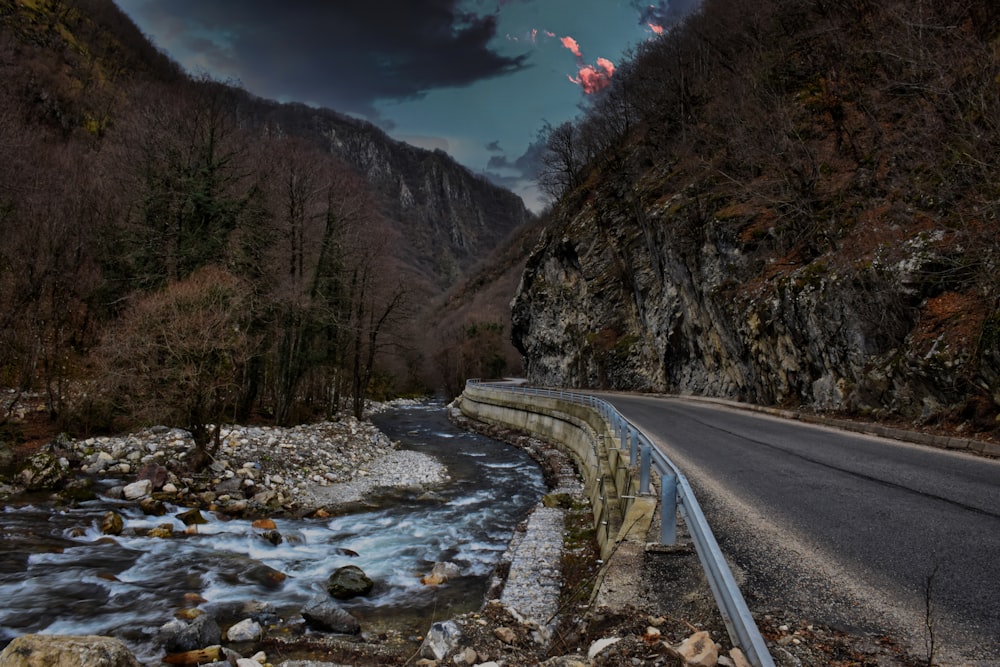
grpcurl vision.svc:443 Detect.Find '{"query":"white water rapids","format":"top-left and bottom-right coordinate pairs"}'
top-left (0, 403), bottom-right (546, 663)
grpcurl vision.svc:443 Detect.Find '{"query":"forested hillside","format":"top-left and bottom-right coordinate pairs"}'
top-left (514, 0), bottom-right (1000, 434)
top-left (0, 0), bottom-right (529, 449)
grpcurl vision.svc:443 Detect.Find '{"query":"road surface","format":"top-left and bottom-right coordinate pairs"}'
top-left (603, 394), bottom-right (1000, 664)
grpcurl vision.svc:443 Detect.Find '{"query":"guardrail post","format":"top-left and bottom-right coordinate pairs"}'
top-left (619, 417), bottom-right (627, 451)
top-left (660, 472), bottom-right (677, 545)
top-left (629, 426), bottom-right (639, 465)
top-left (640, 444), bottom-right (651, 494)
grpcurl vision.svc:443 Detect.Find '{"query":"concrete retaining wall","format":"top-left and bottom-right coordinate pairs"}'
top-left (458, 384), bottom-right (655, 561)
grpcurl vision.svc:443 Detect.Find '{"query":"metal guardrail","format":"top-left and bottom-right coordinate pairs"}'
top-left (466, 380), bottom-right (775, 667)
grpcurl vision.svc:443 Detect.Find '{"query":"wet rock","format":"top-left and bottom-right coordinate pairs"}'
top-left (157, 614), bottom-right (222, 653)
top-left (325, 564), bottom-right (373, 599)
top-left (258, 529), bottom-right (282, 546)
top-left (139, 497), bottom-right (167, 516)
top-left (122, 479), bottom-right (152, 500)
top-left (300, 599), bottom-right (361, 634)
top-left (225, 618), bottom-right (262, 642)
top-left (61, 478), bottom-right (96, 502)
top-left (100, 511), bottom-right (124, 536)
top-left (148, 523), bottom-right (174, 538)
top-left (176, 509), bottom-right (207, 526)
top-left (251, 518), bottom-right (276, 530)
top-left (421, 561), bottom-right (460, 585)
top-left (0, 633), bottom-right (139, 666)
top-left (419, 620), bottom-right (461, 661)
top-left (243, 562), bottom-right (287, 588)
top-left (17, 452), bottom-right (68, 491)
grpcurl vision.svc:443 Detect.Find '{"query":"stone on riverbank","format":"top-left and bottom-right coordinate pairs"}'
top-left (16, 452), bottom-right (68, 491)
top-left (122, 479), bottom-right (151, 500)
top-left (0, 634), bottom-right (139, 666)
top-left (157, 613), bottom-right (221, 653)
top-left (300, 600), bottom-right (361, 635)
top-left (225, 618), bottom-right (262, 642)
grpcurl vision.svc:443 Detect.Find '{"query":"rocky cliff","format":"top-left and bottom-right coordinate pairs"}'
top-left (512, 0), bottom-right (1000, 429)
top-left (513, 176), bottom-right (998, 425)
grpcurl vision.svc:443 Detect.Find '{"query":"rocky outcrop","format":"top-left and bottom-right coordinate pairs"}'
top-left (512, 181), bottom-right (1000, 424)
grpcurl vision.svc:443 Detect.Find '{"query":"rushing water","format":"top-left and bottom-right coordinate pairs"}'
top-left (0, 402), bottom-right (545, 662)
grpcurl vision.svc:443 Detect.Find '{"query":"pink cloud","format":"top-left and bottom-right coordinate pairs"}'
top-left (559, 35), bottom-right (582, 58)
top-left (648, 22), bottom-right (665, 34)
top-left (569, 57), bottom-right (615, 94)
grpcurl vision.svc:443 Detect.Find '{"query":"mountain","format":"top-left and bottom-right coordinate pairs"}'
top-left (511, 0), bottom-right (1000, 434)
top-left (234, 99), bottom-right (531, 290)
top-left (0, 0), bottom-right (531, 429)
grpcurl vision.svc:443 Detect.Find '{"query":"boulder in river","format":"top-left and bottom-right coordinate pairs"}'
top-left (421, 561), bottom-right (461, 585)
top-left (325, 564), bottom-right (373, 599)
top-left (0, 633), bottom-right (140, 666)
top-left (100, 511), bottom-right (124, 536)
top-left (176, 508), bottom-right (207, 526)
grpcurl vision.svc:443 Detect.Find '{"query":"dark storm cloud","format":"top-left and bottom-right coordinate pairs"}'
top-left (485, 140), bottom-right (503, 152)
top-left (632, 0), bottom-right (701, 30)
top-left (128, 0), bottom-right (530, 117)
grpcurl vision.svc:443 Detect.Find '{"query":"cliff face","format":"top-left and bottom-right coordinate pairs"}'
top-left (512, 170), bottom-right (999, 424)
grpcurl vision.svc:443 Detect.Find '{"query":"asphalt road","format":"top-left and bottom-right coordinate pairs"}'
top-left (602, 394), bottom-right (1000, 664)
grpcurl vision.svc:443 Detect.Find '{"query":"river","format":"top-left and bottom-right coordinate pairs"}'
top-left (0, 402), bottom-right (546, 663)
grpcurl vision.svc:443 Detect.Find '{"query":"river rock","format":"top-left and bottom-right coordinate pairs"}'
top-left (300, 600), bottom-right (361, 635)
top-left (136, 462), bottom-right (169, 489)
top-left (139, 497), bottom-right (166, 515)
top-left (17, 452), bottom-right (68, 491)
top-left (225, 618), bottom-right (262, 642)
top-left (122, 479), bottom-right (151, 500)
top-left (421, 561), bottom-right (461, 585)
top-left (325, 565), bottom-right (373, 599)
top-left (148, 523), bottom-right (173, 538)
top-left (100, 511), bottom-right (124, 536)
top-left (419, 620), bottom-right (461, 661)
top-left (157, 614), bottom-right (222, 653)
top-left (176, 508), bottom-right (207, 525)
top-left (0, 633), bottom-right (139, 666)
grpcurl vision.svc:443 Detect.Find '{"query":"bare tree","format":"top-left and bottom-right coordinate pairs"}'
top-left (98, 266), bottom-right (258, 468)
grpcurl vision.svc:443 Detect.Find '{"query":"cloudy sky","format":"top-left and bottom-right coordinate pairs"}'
top-left (114, 1), bottom-right (697, 211)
